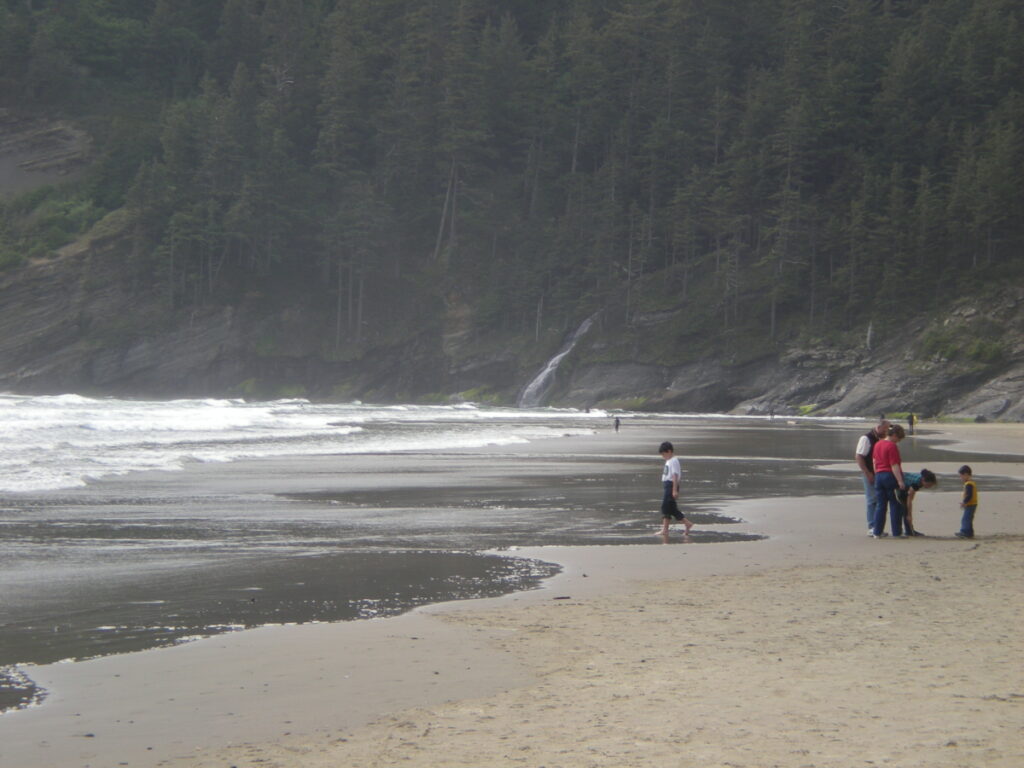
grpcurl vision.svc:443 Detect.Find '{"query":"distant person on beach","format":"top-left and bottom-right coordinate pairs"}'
top-left (956, 465), bottom-right (979, 539)
top-left (896, 468), bottom-right (937, 536)
top-left (871, 424), bottom-right (906, 538)
top-left (907, 412), bottom-right (916, 435)
top-left (614, 417), bottom-right (621, 432)
top-left (855, 418), bottom-right (890, 535)
top-left (657, 441), bottom-right (693, 537)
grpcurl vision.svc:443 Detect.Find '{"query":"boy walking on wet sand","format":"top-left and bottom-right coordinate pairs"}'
top-left (658, 441), bottom-right (693, 537)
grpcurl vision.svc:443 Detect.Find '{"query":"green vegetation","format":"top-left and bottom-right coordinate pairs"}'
top-left (329, 381), bottom-right (360, 401)
top-left (1, 0), bottom-right (1022, 363)
top-left (0, 185), bottom-right (105, 264)
top-left (456, 387), bottom-right (503, 405)
top-left (233, 378), bottom-right (259, 397)
top-left (920, 319), bottom-right (1008, 366)
top-left (605, 397), bottom-right (650, 411)
top-left (966, 340), bottom-right (1005, 364)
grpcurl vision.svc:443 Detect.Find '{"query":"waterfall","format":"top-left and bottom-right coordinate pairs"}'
top-left (517, 315), bottom-right (596, 408)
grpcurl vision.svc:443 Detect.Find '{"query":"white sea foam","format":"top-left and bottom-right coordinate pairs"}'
top-left (0, 394), bottom-right (600, 492)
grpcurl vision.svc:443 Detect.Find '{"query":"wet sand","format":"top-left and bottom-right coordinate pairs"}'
top-left (1, 421), bottom-right (1022, 768)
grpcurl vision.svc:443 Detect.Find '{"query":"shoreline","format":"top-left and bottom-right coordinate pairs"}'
top-left (1, 421), bottom-right (1022, 767)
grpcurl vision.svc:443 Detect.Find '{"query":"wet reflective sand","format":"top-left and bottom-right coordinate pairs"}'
top-left (2, 418), bottom-right (1020, 711)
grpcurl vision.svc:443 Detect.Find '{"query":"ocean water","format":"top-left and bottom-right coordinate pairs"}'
top-left (0, 394), bottom-right (608, 493)
top-left (2, 395), bottom-right (1018, 712)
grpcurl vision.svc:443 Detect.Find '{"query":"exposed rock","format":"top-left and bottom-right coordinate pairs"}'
top-left (441, 304), bottom-right (520, 396)
top-left (0, 110), bottom-right (91, 199)
top-left (564, 362), bottom-right (667, 405)
top-left (0, 210), bottom-right (444, 400)
top-left (942, 365), bottom-right (1024, 421)
top-left (548, 301), bottom-right (1023, 420)
top-left (0, 155), bottom-right (1020, 417)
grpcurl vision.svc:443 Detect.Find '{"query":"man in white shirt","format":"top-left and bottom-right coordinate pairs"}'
top-left (855, 418), bottom-right (890, 534)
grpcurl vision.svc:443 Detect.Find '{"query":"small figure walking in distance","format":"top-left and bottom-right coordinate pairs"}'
top-left (657, 441), bottom-right (693, 537)
top-left (956, 465), bottom-right (979, 539)
top-left (614, 416), bottom-right (621, 432)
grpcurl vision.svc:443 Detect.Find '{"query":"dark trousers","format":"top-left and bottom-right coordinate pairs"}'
top-left (873, 471), bottom-right (903, 536)
top-left (959, 505), bottom-right (977, 537)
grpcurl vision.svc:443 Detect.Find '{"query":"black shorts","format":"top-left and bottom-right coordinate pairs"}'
top-left (661, 481), bottom-right (683, 520)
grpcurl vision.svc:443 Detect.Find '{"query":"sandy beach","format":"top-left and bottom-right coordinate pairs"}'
top-left (1, 421), bottom-right (1022, 768)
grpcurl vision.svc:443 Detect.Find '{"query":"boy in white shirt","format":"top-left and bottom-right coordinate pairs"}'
top-left (658, 441), bottom-right (693, 537)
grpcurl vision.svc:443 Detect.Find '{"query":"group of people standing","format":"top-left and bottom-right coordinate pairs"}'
top-left (855, 418), bottom-right (979, 539)
top-left (652, 419), bottom-right (981, 540)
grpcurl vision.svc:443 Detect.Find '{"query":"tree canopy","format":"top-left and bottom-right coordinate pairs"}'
top-left (2, 0), bottom-right (1022, 358)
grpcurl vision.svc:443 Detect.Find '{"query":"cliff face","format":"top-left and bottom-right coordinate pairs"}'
top-left (1, 148), bottom-right (1020, 417)
top-left (0, 214), bottom-right (255, 396)
top-left (546, 296), bottom-right (1024, 421)
top-left (1, 207), bottom-right (1021, 420)
top-left (0, 110), bottom-right (91, 199)
top-left (0, 211), bottom-right (446, 401)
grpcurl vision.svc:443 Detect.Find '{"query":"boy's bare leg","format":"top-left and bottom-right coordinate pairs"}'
top-left (682, 517), bottom-right (693, 534)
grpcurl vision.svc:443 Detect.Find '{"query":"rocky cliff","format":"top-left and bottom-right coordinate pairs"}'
top-left (1, 205), bottom-right (1021, 420)
top-left (1, 111), bottom-right (1021, 418)
top-left (0, 110), bottom-right (91, 199)
top-left (1, 201), bottom-right (1020, 420)
top-left (553, 297), bottom-right (1024, 420)
top-left (0, 209), bottom-right (447, 401)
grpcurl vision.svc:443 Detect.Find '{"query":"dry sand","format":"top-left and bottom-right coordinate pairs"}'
top-left (2, 422), bottom-right (1022, 768)
top-left (206, 537), bottom-right (1023, 768)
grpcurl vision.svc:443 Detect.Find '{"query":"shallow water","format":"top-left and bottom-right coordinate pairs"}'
top-left (2, 405), bottom-right (1020, 712)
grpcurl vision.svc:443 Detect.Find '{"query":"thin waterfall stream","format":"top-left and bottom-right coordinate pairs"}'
top-left (517, 315), bottom-right (597, 407)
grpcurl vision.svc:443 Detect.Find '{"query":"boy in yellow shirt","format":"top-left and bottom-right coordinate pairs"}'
top-left (955, 465), bottom-right (979, 539)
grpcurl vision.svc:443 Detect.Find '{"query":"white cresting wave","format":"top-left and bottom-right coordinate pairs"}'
top-left (0, 394), bottom-right (606, 493)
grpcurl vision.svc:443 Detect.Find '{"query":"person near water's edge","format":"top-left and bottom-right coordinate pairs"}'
top-left (658, 441), bottom-right (693, 538)
top-left (856, 418), bottom-right (890, 535)
top-left (871, 424), bottom-right (907, 538)
top-left (896, 468), bottom-right (937, 536)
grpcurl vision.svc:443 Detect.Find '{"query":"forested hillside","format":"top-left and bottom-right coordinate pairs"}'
top-left (1, 0), bottom-right (1022, 413)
